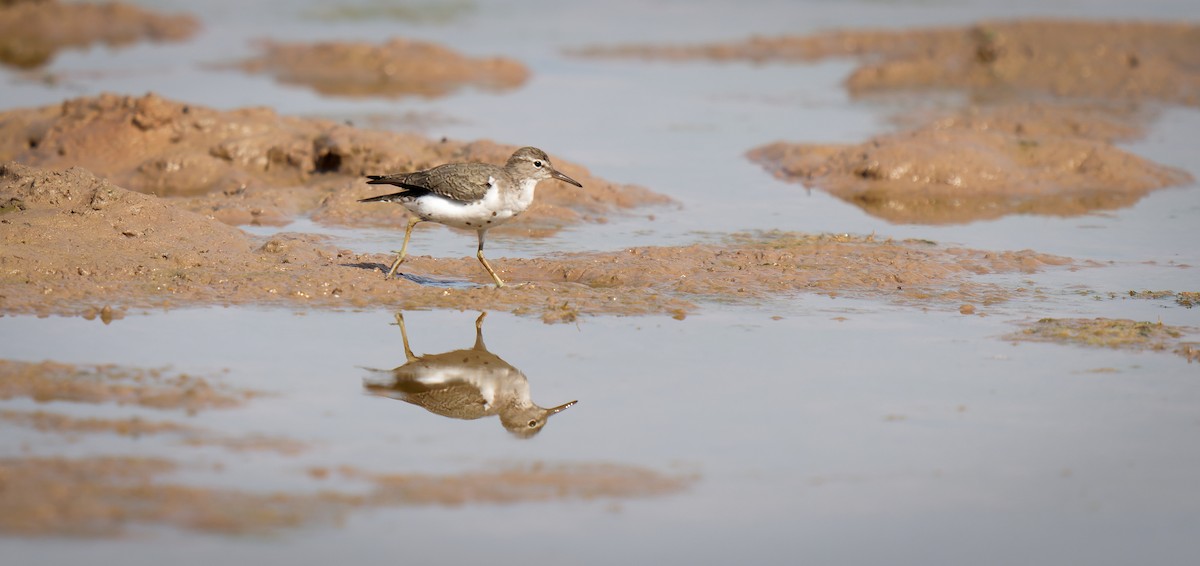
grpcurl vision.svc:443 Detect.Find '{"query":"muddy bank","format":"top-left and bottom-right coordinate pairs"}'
top-left (0, 0), bottom-right (198, 69)
top-left (572, 20), bottom-right (1200, 106)
top-left (746, 102), bottom-right (1191, 224)
top-left (0, 456), bottom-right (692, 536)
top-left (2, 162), bottom-right (1081, 322)
top-left (575, 20), bottom-right (1198, 224)
top-left (1005, 318), bottom-right (1199, 362)
top-left (237, 38), bottom-right (529, 98)
top-left (0, 93), bottom-right (668, 232)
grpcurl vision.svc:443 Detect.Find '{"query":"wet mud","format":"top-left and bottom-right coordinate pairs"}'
top-left (576, 20), bottom-right (1198, 224)
top-left (1006, 318), bottom-right (1200, 362)
top-left (237, 38), bottom-right (529, 98)
top-left (0, 0), bottom-right (198, 69)
top-left (2, 161), bottom-right (1079, 321)
top-left (0, 93), bottom-right (668, 232)
top-left (572, 20), bottom-right (1200, 106)
top-left (746, 104), bottom-right (1191, 224)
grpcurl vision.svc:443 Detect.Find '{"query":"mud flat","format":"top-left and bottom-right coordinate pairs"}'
top-left (575, 19), bottom-right (1199, 224)
top-left (237, 38), bottom-right (529, 98)
top-left (0, 0), bottom-right (198, 69)
top-left (2, 160), bottom-right (1077, 322)
top-left (0, 93), bottom-right (668, 232)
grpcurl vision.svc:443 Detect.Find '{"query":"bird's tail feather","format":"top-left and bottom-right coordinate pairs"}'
top-left (358, 191), bottom-right (406, 203)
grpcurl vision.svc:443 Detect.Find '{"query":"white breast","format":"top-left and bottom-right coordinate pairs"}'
top-left (402, 177), bottom-right (538, 231)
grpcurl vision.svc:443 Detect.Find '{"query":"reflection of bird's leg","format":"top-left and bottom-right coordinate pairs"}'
top-left (386, 216), bottom-right (422, 279)
top-left (393, 312), bottom-right (417, 361)
top-left (476, 229), bottom-right (505, 288)
top-left (472, 312), bottom-right (488, 351)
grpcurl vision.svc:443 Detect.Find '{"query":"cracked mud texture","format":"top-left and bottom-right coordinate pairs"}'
top-left (237, 38), bottom-right (529, 98)
top-left (575, 19), bottom-right (1198, 224)
top-left (0, 456), bottom-right (694, 536)
top-left (0, 0), bottom-right (198, 69)
top-left (2, 161), bottom-right (1077, 322)
top-left (0, 93), bottom-right (669, 233)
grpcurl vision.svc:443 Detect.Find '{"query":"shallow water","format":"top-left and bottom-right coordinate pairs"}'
top-left (3, 1), bottom-right (1199, 564)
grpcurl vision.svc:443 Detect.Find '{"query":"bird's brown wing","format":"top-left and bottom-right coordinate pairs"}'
top-left (365, 163), bottom-right (499, 203)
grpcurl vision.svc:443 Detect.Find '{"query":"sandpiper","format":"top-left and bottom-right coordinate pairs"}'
top-left (359, 147), bottom-right (583, 287)
top-left (363, 312), bottom-right (576, 438)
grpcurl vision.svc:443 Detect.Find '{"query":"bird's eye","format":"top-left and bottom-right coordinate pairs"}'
top-left (533, 161), bottom-right (543, 168)
top-left (528, 420), bottom-right (538, 428)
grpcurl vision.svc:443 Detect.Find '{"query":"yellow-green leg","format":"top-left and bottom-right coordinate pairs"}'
top-left (476, 229), bottom-right (505, 288)
top-left (386, 216), bottom-right (421, 279)
top-left (392, 312), bottom-right (417, 362)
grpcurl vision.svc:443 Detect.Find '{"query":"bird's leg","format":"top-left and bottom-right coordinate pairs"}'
top-left (472, 312), bottom-right (488, 351)
top-left (393, 312), bottom-right (417, 362)
top-left (386, 216), bottom-right (421, 279)
top-left (476, 229), bottom-right (505, 288)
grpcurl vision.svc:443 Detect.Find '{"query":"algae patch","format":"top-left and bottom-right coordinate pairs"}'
top-left (1006, 318), bottom-right (1199, 362)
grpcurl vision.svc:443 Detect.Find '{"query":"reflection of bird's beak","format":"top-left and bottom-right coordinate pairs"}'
top-left (551, 169), bottom-right (583, 188)
top-left (548, 400), bottom-right (578, 414)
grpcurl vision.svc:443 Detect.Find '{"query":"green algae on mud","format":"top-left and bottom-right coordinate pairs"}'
top-left (1126, 290), bottom-right (1200, 309)
top-left (1006, 318), bottom-right (1200, 362)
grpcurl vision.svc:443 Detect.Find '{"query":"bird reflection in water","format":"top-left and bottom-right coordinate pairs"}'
top-left (364, 312), bottom-right (576, 438)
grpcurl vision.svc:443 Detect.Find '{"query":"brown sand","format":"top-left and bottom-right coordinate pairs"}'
top-left (746, 105), bottom-right (1191, 224)
top-left (237, 38), bottom-right (529, 98)
top-left (0, 0), bottom-right (198, 69)
top-left (1, 161), bottom-right (1078, 321)
top-left (572, 20), bottom-right (1200, 106)
top-left (0, 93), bottom-right (670, 233)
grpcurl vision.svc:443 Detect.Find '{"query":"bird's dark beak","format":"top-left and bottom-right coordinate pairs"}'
top-left (551, 169), bottom-right (583, 188)
top-left (548, 400), bottom-right (577, 414)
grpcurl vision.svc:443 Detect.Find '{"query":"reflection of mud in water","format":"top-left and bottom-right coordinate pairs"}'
top-left (364, 312), bottom-right (576, 438)
top-left (237, 38), bottom-right (529, 99)
top-left (0, 357), bottom-right (689, 537)
top-left (0, 360), bottom-right (255, 412)
top-left (0, 0), bottom-right (198, 69)
top-left (0, 456), bottom-right (694, 537)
